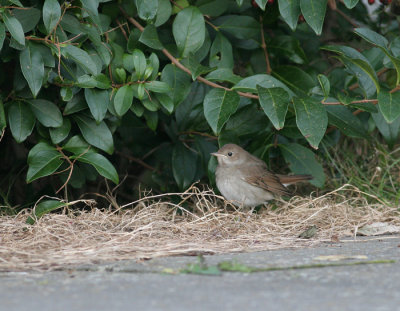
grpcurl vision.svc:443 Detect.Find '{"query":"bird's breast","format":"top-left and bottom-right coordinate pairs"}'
top-left (215, 165), bottom-right (274, 207)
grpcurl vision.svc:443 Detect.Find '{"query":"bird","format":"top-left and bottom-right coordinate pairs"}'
top-left (211, 143), bottom-right (313, 207)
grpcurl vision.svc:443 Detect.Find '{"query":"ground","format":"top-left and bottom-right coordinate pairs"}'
top-left (1, 235), bottom-right (399, 311)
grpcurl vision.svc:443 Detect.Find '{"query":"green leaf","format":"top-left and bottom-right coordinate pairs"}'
top-left (3, 11), bottom-right (25, 46)
top-left (0, 23), bottom-right (5, 51)
top-left (139, 24), bottom-right (164, 50)
top-left (13, 8), bottom-right (41, 33)
top-left (43, 0), bottom-right (61, 34)
top-left (317, 74), bottom-right (330, 100)
top-left (372, 110), bottom-right (400, 147)
top-left (209, 32), bottom-right (233, 69)
top-left (130, 102), bottom-right (143, 118)
top-left (72, 152), bottom-right (119, 184)
top-left (29, 99), bottom-right (63, 128)
top-left (273, 66), bottom-right (315, 96)
top-left (293, 97), bottom-right (328, 149)
top-left (20, 44), bottom-right (44, 97)
top-left (354, 28), bottom-right (388, 49)
top-left (161, 64), bottom-right (191, 106)
top-left (155, 0), bottom-right (172, 26)
top-left (233, 74), bottom-right (294, 96)
top-left (132, 49), bottom-right (147, 79)
top-left (0, 100), bottom-right (6, 132)
top-left (50, 118), bottom-right (71, 144)
top-left (74, 114), bottom-right (114, 154)
top-left (155, 93), bottom-right (174, 113)
top-left (300, 0), bottom-right (327, 35)
top-left (114, 85), bottom-right (134, 116)
top-left (8, 101), bottom-right (35, 143)
top-left (198, 0), bottom-right (229, 16)
top-left (145, 81), bottom-right (171, 93)
top-left (280, 143), bottom-right (325, 187)
top-left (255, 0), bottom-right (268, 10)
top-left (378, 90), bottom-right (400, 124)
top-left (278, 0), bottom-right (301, 31)
top-left (62, 45), bottom-right (98, 75)
top-left (26, 142), bottom-right (63, 183)
top-left (144, 110), bottom-right (158, 131)
top-left (63, 135), bottom-right (90, 154)
top-left (269, 35), bottom-right (307, 64)
top-left (206, 68), bottom-right (242, 84)
top-left (172, 143), bottom-right (198, 190)
top-left (203, 89), bottom-right (240, 135)
top-left (64, 95), bottom-right (87, 115)
top-left (84, 88), bottom-right (109, 123)
top-left (181, 53), bottom-right (215, 80)
top-left (257, 86), bottom-right (289, 130)
top-left (325, 105), bottom-right (368, 139)
top-left (343, 0), bottom-right (359, 9)
top-left (60, 87), bottom-right (73, 101)
top-left (354, 28), bottom-right (400, 85)
top-left (173, 6), bottom-right (205, 57)
top-left (321, 45), bottom-right (380, 94)
top-left (135, 0), bottom-right (158, 21)
top-left (26, 200), bottom-right (67, 225)
top-left (213, 15), bottom-right (259, 40)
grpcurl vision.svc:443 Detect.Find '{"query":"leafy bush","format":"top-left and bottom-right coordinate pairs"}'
top-left (0, 0), bottom-right (399, 209)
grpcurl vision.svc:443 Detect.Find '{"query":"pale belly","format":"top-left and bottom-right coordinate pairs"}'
top-left (215, 171), bottom-right (274, 207)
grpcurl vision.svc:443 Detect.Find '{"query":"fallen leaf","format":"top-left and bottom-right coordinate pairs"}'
top-left (357, 222), bottom-right (400, 236)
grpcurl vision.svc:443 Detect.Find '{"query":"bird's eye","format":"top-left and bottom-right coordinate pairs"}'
top-left (227, 152), bottom-right (233, 156)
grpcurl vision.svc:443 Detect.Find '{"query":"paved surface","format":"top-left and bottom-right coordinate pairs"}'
top-left (1, 236), bottom-right (399, 311)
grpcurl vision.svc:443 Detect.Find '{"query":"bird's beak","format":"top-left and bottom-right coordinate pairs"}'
top-left (211, 152), bottom-right (225, 157)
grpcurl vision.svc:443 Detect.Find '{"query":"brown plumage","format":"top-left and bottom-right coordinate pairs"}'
top-left (211, 144), bottom-right (313, 207)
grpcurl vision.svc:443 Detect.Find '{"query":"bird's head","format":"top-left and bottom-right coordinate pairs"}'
top-left (211, 144), bottom-right (248, 167)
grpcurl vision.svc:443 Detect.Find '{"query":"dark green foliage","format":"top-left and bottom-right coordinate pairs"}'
top-left (0, 0), bottom-right (399, 211)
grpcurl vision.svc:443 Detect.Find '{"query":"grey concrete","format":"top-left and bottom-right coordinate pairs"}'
top-left (1, 236), bottom-right (399, 311)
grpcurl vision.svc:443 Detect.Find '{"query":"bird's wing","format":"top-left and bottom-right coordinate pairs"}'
top-left (243, 166), bottom-right (292, 196)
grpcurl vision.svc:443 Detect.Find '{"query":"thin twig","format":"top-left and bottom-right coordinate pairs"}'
top-left (259, 16), bottom-right (271, 74)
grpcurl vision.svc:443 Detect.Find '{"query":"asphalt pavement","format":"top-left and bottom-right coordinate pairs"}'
top-left (1, 236), bottom-right (399, 311)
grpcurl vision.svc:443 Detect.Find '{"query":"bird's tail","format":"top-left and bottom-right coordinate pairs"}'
top-left (276, 174), bottom-right (313, 185)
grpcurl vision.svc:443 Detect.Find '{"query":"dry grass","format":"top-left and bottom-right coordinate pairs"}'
top-left (0, 184), bottom-right (399, 271)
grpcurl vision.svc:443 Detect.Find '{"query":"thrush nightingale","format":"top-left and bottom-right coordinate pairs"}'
top-left (211, 144), bottom-right (312, 207)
